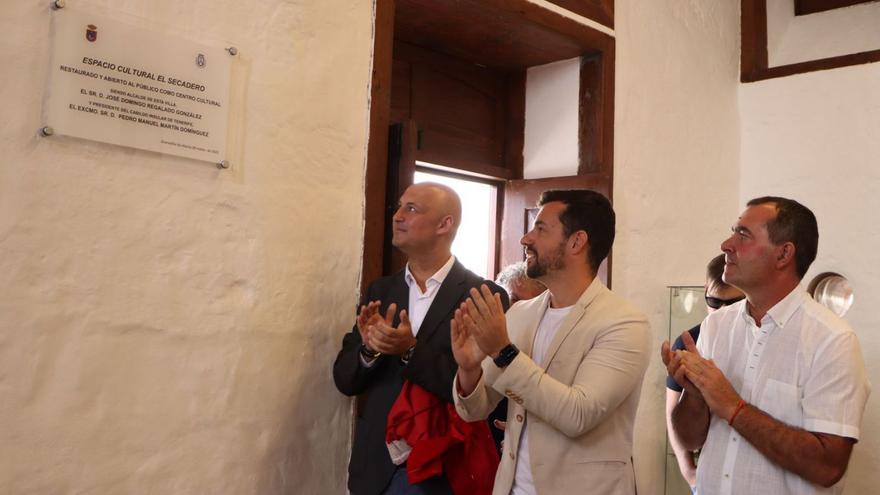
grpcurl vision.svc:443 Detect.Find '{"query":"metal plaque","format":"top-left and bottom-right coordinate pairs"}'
top-left (45, 7), bottom-right (233, 163)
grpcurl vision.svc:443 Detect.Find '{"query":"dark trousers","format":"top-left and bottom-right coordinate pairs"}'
top-left (382, 465), bottom-right (452, 495)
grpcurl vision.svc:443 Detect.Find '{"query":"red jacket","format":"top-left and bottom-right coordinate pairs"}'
top-left (386, 381), bottom-right (499, 494)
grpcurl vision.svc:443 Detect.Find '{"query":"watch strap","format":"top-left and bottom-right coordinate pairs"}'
top-left (493, 343), bottom-right (519, 368)
top-left (400, 345), bottom-right (416, 364)
top-left (360, 344), bottom-right (380, 360)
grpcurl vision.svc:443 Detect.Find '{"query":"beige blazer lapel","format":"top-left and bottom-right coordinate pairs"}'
top-left (539, 278), bottom-right (604, 368)
top-left (482, 290), bottom-right (549, 387)
top-left (516, 291), bottom-right (550, 358)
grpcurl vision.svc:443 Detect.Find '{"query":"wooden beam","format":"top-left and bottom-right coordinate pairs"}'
top-left (505, 70), bottom-right (527, 180)
top-left (578, 47), bottom-right (614, 184)
top-left (545, 0), bottom-right (614, 29)
top-left (746, 49), bottom-right (880, 82)
top-left (741, 0), bottom-right (769, 83)
top-left (795, 0), bottom-right (878, 16)
top-left (485, 0), bottom-right (615, 54)
top-left (360, 0), bottom-right (395, 294)
top-left (600, 42), bottom-right (615, 187)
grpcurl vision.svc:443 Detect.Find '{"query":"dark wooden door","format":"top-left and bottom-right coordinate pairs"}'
top-left (384, 121), bottom-right (418, 276)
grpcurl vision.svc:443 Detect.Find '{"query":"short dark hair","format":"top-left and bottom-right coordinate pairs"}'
top-left (706, 254), bottom-right (727, 286)
top-left (746, 196), bottom-right (818, 278)
top-left (538, 189), bottom-right (615, 272)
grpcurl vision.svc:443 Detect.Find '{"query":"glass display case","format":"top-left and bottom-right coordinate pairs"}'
top-left (665, 286), bottom-right (708, 495)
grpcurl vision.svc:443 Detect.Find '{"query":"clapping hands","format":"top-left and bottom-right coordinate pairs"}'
top-left (357, 301), bottom-right (417, 356)
top-left (451, 285), bottom-right (511, 370)
top-left (661, 331), bottom-right (742, 421)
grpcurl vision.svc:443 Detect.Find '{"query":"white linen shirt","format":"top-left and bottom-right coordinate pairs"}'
top-left (404, 255), bottom-right (455, 336)
top-left (694, 287), bottom-right (870, 495)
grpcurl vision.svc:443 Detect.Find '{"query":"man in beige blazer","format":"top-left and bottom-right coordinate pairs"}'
top-left (451, 189), bottom-right (651, 495)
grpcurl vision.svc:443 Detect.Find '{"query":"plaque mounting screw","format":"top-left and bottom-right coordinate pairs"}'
top-left (217, 160), bottom-right (230, 169)
top-left (40, 126), bottom-right (54, 137)
top-left (52, 0), bottom-right (65, 9)
top-left (226, 47), bottom-right (238, 56)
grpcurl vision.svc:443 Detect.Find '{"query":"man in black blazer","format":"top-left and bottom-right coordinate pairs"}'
top-left (334, 182), bottom-right (508, 495)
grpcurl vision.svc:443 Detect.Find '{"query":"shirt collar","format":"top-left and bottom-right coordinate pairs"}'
top-left (739, 285), bottom-right (807, 328)
top-left (765, 285), bottom-right (807, 328)
top-left (404, 255), bottom-right (456, 289)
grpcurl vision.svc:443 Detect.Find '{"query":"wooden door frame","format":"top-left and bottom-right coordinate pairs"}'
top-left (741, 0), bottom-right (880, 82)
top-left (361, 0), bottom-right (615, 292)
top-left (361, 0), bottom-right (397, 293)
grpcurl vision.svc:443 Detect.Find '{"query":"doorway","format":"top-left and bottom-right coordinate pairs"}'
top-left (361, 0), bottom-right (616, 289)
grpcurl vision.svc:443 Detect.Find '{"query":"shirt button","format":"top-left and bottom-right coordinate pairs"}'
top-left (509, 452), bottom-right (515, 460)
top-left (725, 474), bottom-right (730, 478)
top-left (516, 414), bottom-right (524, 422)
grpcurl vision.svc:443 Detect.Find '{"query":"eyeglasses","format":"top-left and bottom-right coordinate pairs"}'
top-left (705, 294), bottom-right (745, 310)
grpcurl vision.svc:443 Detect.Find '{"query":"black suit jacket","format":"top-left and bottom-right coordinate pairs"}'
top-left (333, 260), bottom-right (509, 495)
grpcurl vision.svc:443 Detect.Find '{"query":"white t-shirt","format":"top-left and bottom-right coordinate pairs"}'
top-left (511, 303), bottom-right (573, 495)
top-left (695, 288), bottom-right (870, 495)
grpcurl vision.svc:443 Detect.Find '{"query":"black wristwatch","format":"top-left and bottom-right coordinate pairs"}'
top-left (400, 345), bottom-right (416, 364)
top-left (493, 343), bottom-right (519, 368)
top-left (360, 344), bottom-right (380, 360)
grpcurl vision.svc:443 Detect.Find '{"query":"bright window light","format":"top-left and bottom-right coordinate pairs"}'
top-left (414, 170), bottom-right (497, 279)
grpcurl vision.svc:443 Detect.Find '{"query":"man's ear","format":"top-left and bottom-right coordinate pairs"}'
top-left (570, 231), bottom-right (589, 254)
top-left (776, 242), bottom-right (796, 270)
top-left (436, 215), bottom-right (454, 235)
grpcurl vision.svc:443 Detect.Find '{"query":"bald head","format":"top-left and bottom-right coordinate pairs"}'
top-left (391, 182), bottom-right (462, 256)
top-left (421, 182), bottom-right (461, 230)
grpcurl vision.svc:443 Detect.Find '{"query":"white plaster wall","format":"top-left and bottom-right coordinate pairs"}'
top-left (523, 57), bottom-right (580, 179)
top-left (614, 0), bottom-right (742, 492)
top-left (767, 0), bottom-right (880, 67)
top-left (0, 0), bottom-right (374, 493)
top-left (739, 63), bottom-right (880, 494)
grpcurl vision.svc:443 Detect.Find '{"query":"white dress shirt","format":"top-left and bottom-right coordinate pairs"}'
top-left (511, 303), bottom-right (573, 495)
top-left (404, 255), bottom-right (456, 336)
top-left (695, 287), bottom-right (870, 495)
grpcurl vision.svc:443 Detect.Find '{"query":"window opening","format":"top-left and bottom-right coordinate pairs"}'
top-left (414, 166), bottom-right (499, 279)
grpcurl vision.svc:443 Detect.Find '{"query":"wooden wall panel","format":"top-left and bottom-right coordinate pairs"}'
top-left (504, 71), bottom-right (527, 180)
top-left (394, 0), bottom-right (606, 70)
top-left (412, 66), bottom-right (503, 171)
top-left (391, 42), bottom-right (522, 179)
top-left (389, 59), bottom-right (411, 124)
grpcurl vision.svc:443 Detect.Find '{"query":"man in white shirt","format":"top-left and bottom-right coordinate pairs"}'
top-left (333, 182), bottom-right (508, 495)
top-left (451, 189), bottom-right (651, 495)
top-left (663, 196), bottom-right (870, 494)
